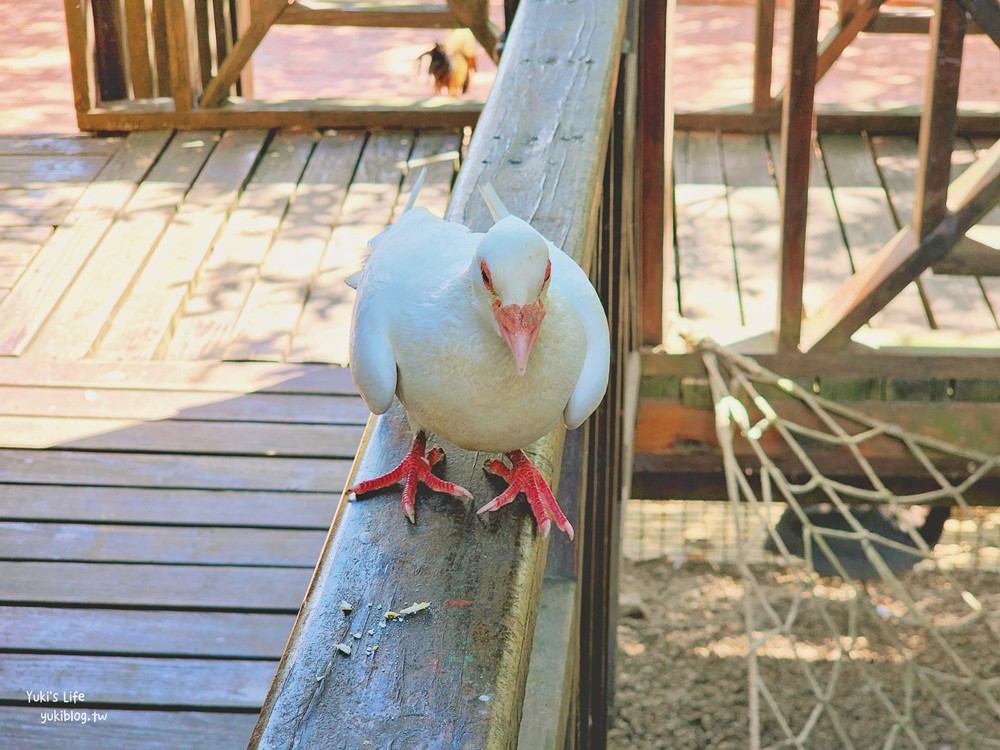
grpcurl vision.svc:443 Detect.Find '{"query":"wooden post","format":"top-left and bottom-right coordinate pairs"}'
top-left (638, 0), bottom-right (667, 347)
top-left (776, 0), bottom-right (820, 352)
top-left (752, 0), bottom-right (777, 110)
top-left (63, 0), bottom-right (94, 119)
top-left (91, 0), bottom-right (128, 102)
top-left (915, 0), bottom-right (967, 241)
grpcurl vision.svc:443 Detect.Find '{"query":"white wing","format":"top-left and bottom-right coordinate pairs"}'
top-left (547, 241), bottom-right (610, 429)
top-left (348, 205), bottom-right (480, 413)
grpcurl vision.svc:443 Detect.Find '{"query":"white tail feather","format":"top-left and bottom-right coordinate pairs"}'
top-left (478, 182), bottom-right (511, 222)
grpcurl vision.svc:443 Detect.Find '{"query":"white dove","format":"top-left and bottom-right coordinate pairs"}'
top-left (346, 175), bottom-right (610, 538)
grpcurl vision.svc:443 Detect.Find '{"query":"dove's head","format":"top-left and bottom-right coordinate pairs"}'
top-left (473, 215), bottom-right (551, 375)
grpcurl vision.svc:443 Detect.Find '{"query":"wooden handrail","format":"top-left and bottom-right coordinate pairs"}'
top-left (248, 0), bottom-right (630, 747)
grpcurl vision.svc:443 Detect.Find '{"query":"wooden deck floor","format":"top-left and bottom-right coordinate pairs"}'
top-left (0, 129), bottom-right (461, 748)
top-left (671, 131), bottom-right (1000, 344)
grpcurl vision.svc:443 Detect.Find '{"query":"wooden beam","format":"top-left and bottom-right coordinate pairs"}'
top-left (775, 0), bottom-right (819, 351)
top-left (163, 0), bottom-right (198, 110)
top-left (274, 2), bottom-right (457, 28)
top-left (931, 235), bottom-right (1000, 275)
top-left (122, 0), bottom-right (154, 98)
top-left (199, 0), bottom-right (289, 108)
top-left (956, 0), bottom-right (1000, 47)
top-left (674, 105), bottom-right (1000, 136)
top-left (76, 97), bottom-right (482, 131)
top-left (638, 0), bottom-right (667, 346)
top-left (62, 0), bottom-right (94, 117)
top-left (914, 0), bottom-right (967, 240)
top-left (814, 0), bottom-right (883, 85)
top-left (752, 0), bottom-right (776, 110)
top-left (248, 0), bottom-right (627, 746)
top-left (800, 143), bottom-right (1000, 352)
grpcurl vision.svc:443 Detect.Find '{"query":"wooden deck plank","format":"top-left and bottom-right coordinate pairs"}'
top-left (0, 155), bottom-right (112, 189)
top-left (0, 136), bottom-right (123, 157)
top-left (0, 385), bottom-right (368, 423)
top-left (0, 185), bottom-right (89, 227)
top-left (0, 131), bottom-right (171, 356)
top-left (27, 132), bottom-right (220, 360)
top-left (673, 131), bottom-right (743, 331)
top-left (0, 606), bottom-right (294, 658)
top-left (870, 134), bottom-right (997, 330)
top-left (0, 359), bottom-right (356, 394)
top-left (166, 132), bottom-right (315, 360)
top-left (0, 486), bottom-right (337, 529)
top-left (0, 522), bottom-right (325, 567)
top-left (0, 561), bottom-right (310, 610)
top-left (0, 227), bottom-right (54, 292)
top-left (818, 133), bottom-right (931, 331)
top-left (288, 131), bottom-right (415, 364)
top-left (94, 130), bottom-right (270, 360)
top-left (0, 416), bottom-right (364, 456)
top-left (720, 134), bottom-right (781, 330)
top-left (223, 132), bottom-right (366, 362)
top-left (801, 143), bottom-right (856, 317)
top-left (0, 654), bottom-right (275, 708)
top-left (0, 448), bottom-right (350, 492)
top-left (0, 708), bottom-right (257, 750)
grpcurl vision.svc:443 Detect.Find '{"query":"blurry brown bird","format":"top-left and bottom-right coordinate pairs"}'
top-left (419, 42), bottom-right (470, 97)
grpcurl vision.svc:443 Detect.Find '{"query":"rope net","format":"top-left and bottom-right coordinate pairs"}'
top-left (695, 335), bottom-right (1000, 750)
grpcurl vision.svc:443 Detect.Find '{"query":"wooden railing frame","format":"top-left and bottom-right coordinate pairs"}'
top-left (62, 0), bottom-right (489, 131)
top-left (249, 0), bottom-right (639, 747)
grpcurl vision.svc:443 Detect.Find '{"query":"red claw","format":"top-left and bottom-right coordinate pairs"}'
top-left (478, 449), bottom-right (574, 539)
top-left (350, 431), bottom-right (472, 523)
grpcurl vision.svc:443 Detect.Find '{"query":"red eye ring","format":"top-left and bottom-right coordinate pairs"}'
top-left (543, 260), bottom-right (551, 284)
top-left (480, 261), bottom-right (493, 288)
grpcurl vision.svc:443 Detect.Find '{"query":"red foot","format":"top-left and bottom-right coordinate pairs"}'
top-left (478, 450), bottom-right (575, 539)
top-left (349, 431), bottom-right (472, 523)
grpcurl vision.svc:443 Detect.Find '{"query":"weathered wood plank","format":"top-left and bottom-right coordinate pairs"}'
top-left (0, 227), bottom-right (54, 291)
top-left (0, 359), bottom-right (356, 394)
top-left (0, 385), bottom-right (368, 423)
top-left (251, 0), bottom-right (628, 746)
top-left (0, 606), bottom-right (294, 657)
top-left (164, 0), bottom-right (198, 110)
top-left (872, 135), bottom-right (996, 329)
top-left (819, 133), bottom-right (931, 330)
top-left (0, 449), bottom-right (351, 492)
top-left (287, 131), bottom-right (414, 364)
top-left (0, 155), bottom-right (112, 189)
top-left (752, 0), bottom-right (776, 109)
top-left (0, 136), bottom-right (121, 157)
top-left (0, 561), bottom-right (310, 609)
top-left (28, 132), bottom-right (219, 360)
top-left (0, 485), bottom-right (337, 528)
top-left (93, 129), bottom-right (268, 359)
top-left (0, 654), bottom-right (274, 708)
top-left (673, 132), bottom-right (743, 331)
top-left (76, 98), bottom-right (483, 132)
top-left (91, 0), bottom-right (128, 102)
top-left (0, 708), bottom-right (257, 750)
top-left (721, 134), bottom-right (780, 330)
top-left (224, 132), bottom-right (366, 362)
top-left (0, 131), bottom-right (171, 356)
top-left (0, 416), bottom-right (364, 457)
top-left (0, 522), bottom-right (325, 566)
top-left (274, 2), bottom-right (457, 27)
top-left (166, 132), bottom-right (315, 360)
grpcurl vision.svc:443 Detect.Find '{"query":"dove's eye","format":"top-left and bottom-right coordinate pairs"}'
top-left (480, 262), bottom-right (493, 289)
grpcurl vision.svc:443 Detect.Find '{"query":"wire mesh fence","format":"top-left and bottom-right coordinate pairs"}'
top-left (618, 335), bottom-right (1000, 749)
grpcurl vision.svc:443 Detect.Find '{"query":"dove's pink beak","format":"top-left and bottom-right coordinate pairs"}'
top-left (495, 302), bottom-right (546, 375)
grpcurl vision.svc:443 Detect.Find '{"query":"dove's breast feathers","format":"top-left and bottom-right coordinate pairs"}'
top-left (349, 206), bottom-right (609, 454)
